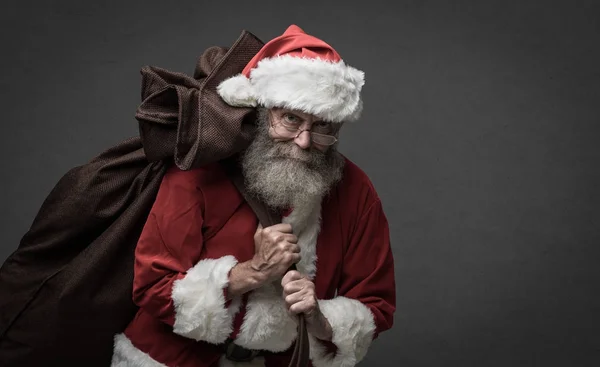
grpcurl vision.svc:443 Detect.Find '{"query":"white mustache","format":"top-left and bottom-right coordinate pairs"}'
top-left (266, 142), bottom-right (323, 164)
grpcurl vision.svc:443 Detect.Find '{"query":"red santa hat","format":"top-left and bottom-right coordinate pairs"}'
top-left (217, 25), bottom-right (365, 123)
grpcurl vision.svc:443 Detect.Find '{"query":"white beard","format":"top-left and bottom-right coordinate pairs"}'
top-left (241, 108), bottom-right (345, 211)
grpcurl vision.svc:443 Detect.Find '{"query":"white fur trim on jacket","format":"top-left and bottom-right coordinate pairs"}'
top-left (282, 196), bottom-right (322, 279)
top-left (217, 54), bottom-right (364, 123)
top-left (111, 333), bottom-right (264, 367)
top-left (171, 255), bottom-right (241, 344)
top-left (234, 198), bottom-right (322, 351)
top-left (234, 281), bottom-right (298, 352)
top-left (111, 333), bottom-right (168, 367)
top-left (308, 297), bottom-right (376, 367)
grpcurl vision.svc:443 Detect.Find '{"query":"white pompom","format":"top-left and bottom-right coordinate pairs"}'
top-left (216, 74), bottom-right (257, 107)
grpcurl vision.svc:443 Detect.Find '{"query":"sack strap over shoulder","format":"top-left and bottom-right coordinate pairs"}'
top-left (223, 158), bottom-right (310, 367)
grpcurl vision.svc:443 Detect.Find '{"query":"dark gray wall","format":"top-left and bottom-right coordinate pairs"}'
top-left (1, 0), bottom-right (599, 366)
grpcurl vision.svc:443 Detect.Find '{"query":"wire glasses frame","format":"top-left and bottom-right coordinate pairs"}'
top-left (268, 110), bottom-right (339, 146)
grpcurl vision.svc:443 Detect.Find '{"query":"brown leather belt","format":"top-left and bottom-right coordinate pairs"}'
top-left (221, 336), bottom-right (305, 364)
top-left (222, 338), bottom-right (261, 362)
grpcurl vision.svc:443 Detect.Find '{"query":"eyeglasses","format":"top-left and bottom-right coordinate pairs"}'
top-left (268, 110), bottom-right (339, 146)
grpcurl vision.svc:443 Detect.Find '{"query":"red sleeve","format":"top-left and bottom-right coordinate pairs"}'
top-left (338, 198), bottom-right (396, 338)
top-left (131, 167), bottom-right (205, 325)
top-left (310, 197), bottom-right (396, 366)
top-left (131, 167), bottom-right (240, 344)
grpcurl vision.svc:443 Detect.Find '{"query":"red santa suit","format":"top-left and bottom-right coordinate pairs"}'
top-left (111, 24), bottom-right (396, 367)
top-left (112, 156), bottom-right (395, 367)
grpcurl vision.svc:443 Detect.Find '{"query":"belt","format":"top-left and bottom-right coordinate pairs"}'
top-left (222, 338), bottom-right (261, 362)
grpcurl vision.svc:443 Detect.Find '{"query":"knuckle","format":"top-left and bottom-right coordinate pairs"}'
top-left (277, 243), bottom-right (289, 258)
top-left (284, 295), bottom-right (293, 305)
top-left (281, 273), bottom-right (289, 283)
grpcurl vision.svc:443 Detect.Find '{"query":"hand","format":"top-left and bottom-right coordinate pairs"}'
top-left (250, 224), bottom-right (301, 283)
top-left (282, 270), bottom-right (333, 341)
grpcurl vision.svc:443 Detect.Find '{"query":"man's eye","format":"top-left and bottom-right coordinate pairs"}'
top-left (284, 114), bottom-right (300, 124)
top-left (314, 121), bottom-right (333, 132)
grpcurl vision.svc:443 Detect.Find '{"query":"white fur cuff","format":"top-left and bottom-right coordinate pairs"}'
top-left (308, 296), bottom-right (376, 367)
top-left (111, 333), bottom-right (168, 367)
top-left (171, 255), bottom-right (239, 344)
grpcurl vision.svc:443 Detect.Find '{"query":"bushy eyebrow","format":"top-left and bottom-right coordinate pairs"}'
top-left (276, 108), bottom-right (307, 119)
top-left (278, 109), bottom-right (329, 126)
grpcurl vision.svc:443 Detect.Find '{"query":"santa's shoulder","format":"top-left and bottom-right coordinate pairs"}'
top-left (162, 161), bottom-right (231, 192)
top-left (335, 156), bottom-right (382, 207)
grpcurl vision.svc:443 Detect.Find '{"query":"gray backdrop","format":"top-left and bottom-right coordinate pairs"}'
top-left (1, 0), bottom-right (599, 366)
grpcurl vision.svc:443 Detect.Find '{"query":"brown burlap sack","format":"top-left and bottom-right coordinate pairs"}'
top-left (0, 30), bottom-right (268, 366)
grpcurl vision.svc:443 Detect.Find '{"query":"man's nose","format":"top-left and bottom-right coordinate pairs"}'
top-left (294, 130), bottom-right (311, 149)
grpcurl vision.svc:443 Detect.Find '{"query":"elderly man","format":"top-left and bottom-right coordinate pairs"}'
top-left (111, 25), bottom-right (396, 367)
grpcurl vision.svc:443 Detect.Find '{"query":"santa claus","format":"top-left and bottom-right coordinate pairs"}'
top-left (111, 24), bottom-right (396, 367)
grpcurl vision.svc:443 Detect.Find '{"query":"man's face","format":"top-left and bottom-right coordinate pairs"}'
top-left (241, 107), bottom-right (346, 210)
top-left (267, 107), bottom-right (340, 154)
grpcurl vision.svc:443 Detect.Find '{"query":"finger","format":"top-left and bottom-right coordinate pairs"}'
top-left (290, 253), bottom-right (301, 265)
top-left (274, 234), bottom-right (297, 245)
top-left (289, 298), bottom-right (317, 315)
top-left (282, 279), bottom-right (305, 295)
top-left (283, 233), bottom-right (299, 244)
top-left (286, 243), bottom-right (301, 254)
top-left (284, 291), bottom-right (305, 307)
top-left (292, 278), bottom-right (314, 290)
top-left (279, 241), bottom-right (300, 254)
top-left (264, 223), bottom-right (293, 234)
top-left (280, 252), bottom-right (302, 269)
top-left (282, 270), bottom-right (303, 285)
